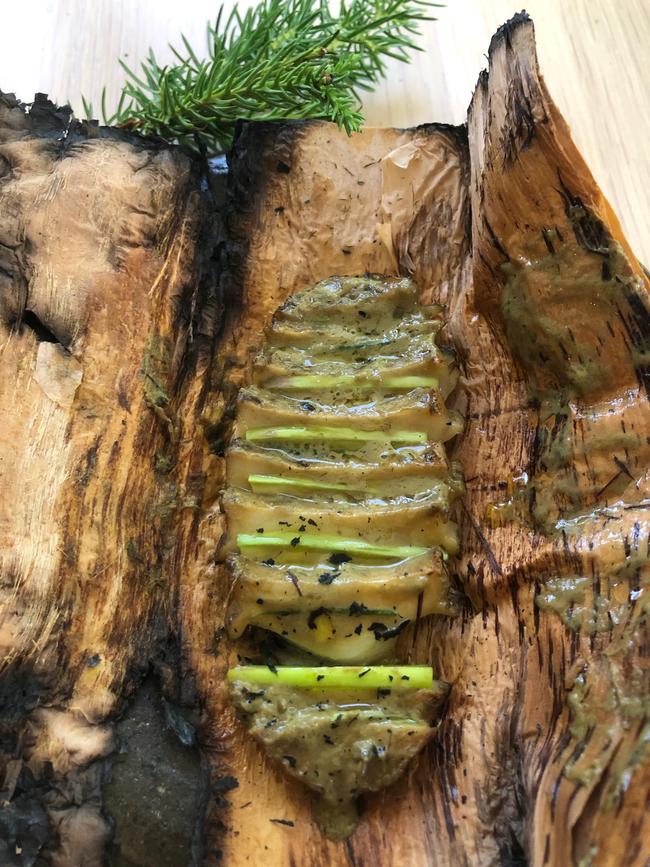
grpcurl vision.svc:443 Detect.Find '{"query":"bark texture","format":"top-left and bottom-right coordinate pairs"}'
top-left (447, 17), bottom-right (649, 867)
top-left (0, 92), bottom-right (219, 865)
top-left (0, 12), bottom-right (648, 867)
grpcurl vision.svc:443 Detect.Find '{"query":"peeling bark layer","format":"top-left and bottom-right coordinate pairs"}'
top-left (447, 16), bottom-right (649, 867)
top-left (0, 92), bottom-right (219, 865)
top-left (1, 11), bottom-right (648, 867)
top-left (181, 119), bottom-right (473, 866)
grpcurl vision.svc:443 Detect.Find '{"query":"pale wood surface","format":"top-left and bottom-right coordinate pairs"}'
top-left (1, 1), bottom-right (648, 261)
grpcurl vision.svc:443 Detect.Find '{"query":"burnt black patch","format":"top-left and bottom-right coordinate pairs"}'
top-left (318, 571), bottom-right (339, 585)
top-left (19, 309), bottom-right (67, 348)
top-left (328, 552), bottom-right (351, 566)
top-left (307, 607), bottom-right (330, 630)
top-left (369, 620), bottom-right (410, 641)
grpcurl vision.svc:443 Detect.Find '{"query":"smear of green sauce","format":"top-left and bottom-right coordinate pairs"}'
top-left (563, 639), bottom-right (650, 792)
top-left (535, 576), bottom-right (590, 631)
top-left (535, 573), bottom-right (640, 635)
top-left (495, 219), bottom-right (650, 807)
top-left (492, 228), bottom-right (647, 531)
top-left (499, 236), bottom-right (614, 399)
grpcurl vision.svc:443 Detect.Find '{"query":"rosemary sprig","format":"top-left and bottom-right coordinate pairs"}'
top-left (84, 0), bottom-right (441, 155)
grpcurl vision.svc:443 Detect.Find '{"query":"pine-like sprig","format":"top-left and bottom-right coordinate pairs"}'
top-left (84, 0), bottom-right (441, 155)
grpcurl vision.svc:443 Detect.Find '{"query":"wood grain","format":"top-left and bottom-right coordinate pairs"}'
top-left (0, 0), bottom-right (649, 262)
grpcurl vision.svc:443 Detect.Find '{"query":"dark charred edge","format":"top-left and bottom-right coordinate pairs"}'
top-left (467, 12), bottom-right (547, 171)
top-left (205, 120), bottom-right (309, 455)
top-left (466, 12), bottom-right (534, 120)
top-left (154, 146), bottom-right (222, 453)
top-left (467, 68), bottom-right (489, 122)
top-left (419, 121), bottom-right (473, 253)
top-left (0, 661), bottom-right (64, 867)
top-left (487, 11), bottom-right (534, 58)
top-left (395, 120), bottom-right (469, 147)
top-left (221, 118), bottom-right (315, 296)
top-left (0, 91), bottom-right (72, 139)
top-left (0, 655), bottom-right (76, 745)
top-left (1, 89), bottom-right (219, 864)
top-left (0, 90), bottom-right (182, 156)
top-left (0, 658), bottom-right (88, 866)
top-left (500, 16), bottom-right (545, 166)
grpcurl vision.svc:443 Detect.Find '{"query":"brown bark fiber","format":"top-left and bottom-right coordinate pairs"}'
top-left (0, 13), bottom-right (648, 867)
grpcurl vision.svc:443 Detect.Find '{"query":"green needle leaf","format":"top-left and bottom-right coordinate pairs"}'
top-left (89, 0), bottom-right (442, 156)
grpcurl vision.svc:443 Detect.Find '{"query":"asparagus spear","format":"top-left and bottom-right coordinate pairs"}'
top-left (248, 473), bottom-right (366, 494)
top-left (245, 426), bottom-right (427, 444)
top-left (237, 532), bottom-right (430, 560)
top-left (265, 374), bottom-right (438, 391)
top-left (227, 665), bottom-right (434, 689)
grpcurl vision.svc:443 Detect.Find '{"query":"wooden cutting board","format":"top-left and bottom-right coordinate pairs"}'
top-left (1, 0), bottom-right (649, 261)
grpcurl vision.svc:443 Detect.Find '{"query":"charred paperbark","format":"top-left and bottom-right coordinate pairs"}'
top-left (446, 13), bottom-right (650, 867)
top-left (0, 91), bottom-right (219, 864)
top-left (183, 117), bottom-right (475, 865)
top-left (185, 14), bottom-right (648, 867)
top-left (1, 11), bottom-right (648, 867)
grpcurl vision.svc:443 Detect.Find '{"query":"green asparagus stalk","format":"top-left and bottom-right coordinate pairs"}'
top-left (248, 474), bottom-right (367, 494)
top-left (265, 374), bottom-right (438, 391)
top-left (245, 426), bottom-right (427, 444)
top-left (237, 532), bottom-right (430, 560)
top-left (227, 665), bottom-right (434, 689)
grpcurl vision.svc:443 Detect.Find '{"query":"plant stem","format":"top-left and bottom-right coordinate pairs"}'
top-left (245, 426), bottom-right (427, 444)
top-left (227, 664), bottom-right (434, 689)
top-left (237, 532), bottom-right (430, 560)
top-left (266, 374), bottom-right (438, 391)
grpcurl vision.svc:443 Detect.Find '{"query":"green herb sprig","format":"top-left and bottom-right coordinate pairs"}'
top-left (84, 0), bottom-right (441, 155)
